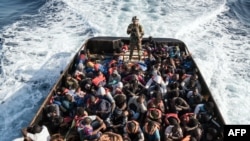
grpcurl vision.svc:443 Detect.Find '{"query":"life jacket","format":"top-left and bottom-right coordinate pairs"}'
top-left (126, 120), bottom-right (140, 134)
top-left (62, 88), bottom-right (69, 95)
top-left (147, 108), bottom-right (162, 120)
top-left (92, 74), bottom-right (106, 86)
top-left (74, 72), bottom-right (83, 81)
top-left (108, 59), bottom-right (117, 68)
top-left (180, 112), bottom-right (194, 124)
top-left (87, 97), bottom-right (100, 108)
top-left (147, 98), bottom-right (164, 110)
top-left (122, 44), bottom-right (128, 52)
top-left (165, 113), bottom-right (180, 125)
top-left (108, 67), bottom-right (117, 76)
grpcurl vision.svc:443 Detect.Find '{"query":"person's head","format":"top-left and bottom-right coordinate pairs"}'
top-left (127, 121), bottom-right (136, 133)
top-left (132, 16), bottom-right (139, 24)
top-left (52, 115), bottom-right (64, 126)
top-left (168, 117), bottom-right (179, 125)
top-left (112, 70), bottom-right (118, 77)
top-left (47, 105), bottom-right (57, 117)
top-left (90, 95), bottom-right (96, 104)
top-left (150, 109), bottom-right (160, 119)
top-left (50, 133), bottom-right (64, 141)
top-left (137, 94), bottom-right (145, 103)
top-left (175, 97), bottom-right (183, 105)
top-left (192, 87), bottom-right (199, 95)
top-left (66, 74), bottom-right (72, 80)
top-left (205, 101), bottom-right (214, 111)
top-left (172, 122), bottom-right (180, 132)
top-left (149, 36), bottom-right (153, 41)
top-left (147, 121), bottom-right (157, 133)
top-left (32, 124), bottom-right (42, 133)
top-left (83, 117), bottom-right (92, 125)
top-left (77, 107), bottom-right (88, 117)
top-left (187, 118), bottom-right (199, 128)
top-left (65, 94), bottom-right (73, 102)
top-left (94, 63), bottom-right (100, 71)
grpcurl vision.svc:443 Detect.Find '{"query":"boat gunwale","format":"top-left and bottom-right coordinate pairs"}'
top-left (28, 36), bottom-right (225, 140)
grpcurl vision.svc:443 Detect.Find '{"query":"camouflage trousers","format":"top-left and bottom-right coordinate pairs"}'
top-left (129, 40), bottom-right (142, 61)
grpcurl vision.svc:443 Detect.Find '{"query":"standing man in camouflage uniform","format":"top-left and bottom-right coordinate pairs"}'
top-left (127, 16), bottom-right (144, 61)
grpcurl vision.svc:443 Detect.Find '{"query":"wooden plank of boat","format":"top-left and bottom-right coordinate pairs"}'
top-left (25, 36), bottom-right (225, 141)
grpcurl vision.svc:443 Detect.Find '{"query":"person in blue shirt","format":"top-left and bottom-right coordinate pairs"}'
top-left (143, 121), bottom-right (161, 141)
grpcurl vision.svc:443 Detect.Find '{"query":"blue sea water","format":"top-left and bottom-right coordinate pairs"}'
top-left (0, 0), bottom-right (250, 140)
top-left (0, 0), bottom-right (46, 28)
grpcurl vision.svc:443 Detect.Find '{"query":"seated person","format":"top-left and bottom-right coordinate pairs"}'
top-left (111, 94), bottom-right (128, 132)
top-left (85, 95), bottom-right (112, 124)
top-left (22, 124), bottom-right (50, 141)
top-left (164, 121), bottom-right (183, 141)
top-left (181, 118), bottom-right (202, 141)
top-left (143, 121), bottom-right (161, 141)
top-left (63, 74), bottom-right (79, 90)
top-left (194, 101), bottom-right (215, 119)
top-left (77, 116), bottom-right (106, 141)
top-left (93, 84), bottom-right (115, 113)
top-left (147, 91), bottom-right (165, 113)
top-left (127, 94), bottom-right (147, 121)
top-left (164, 113), bottom-right (180, 127)
top-left (170, 97), bottom-right (190, 115)
top-left (53, 94), bottom-right (76, 116)
top-left (145, 107), bottom-right (163, 127)
top-left (44, 104), bottom-right (65, 134)
top-left (73, 107), bottom-right (88, 128)
top-left (123, 120), bottom-right (144, 141)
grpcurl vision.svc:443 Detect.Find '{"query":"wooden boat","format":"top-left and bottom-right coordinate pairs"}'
top-left (25, 36), bottom-right (225, 141)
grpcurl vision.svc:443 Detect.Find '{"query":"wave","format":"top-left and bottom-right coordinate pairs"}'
top-left (0, 0), bottom-right (46, 29)
top-left (227, 0), bottom-right (250, 26)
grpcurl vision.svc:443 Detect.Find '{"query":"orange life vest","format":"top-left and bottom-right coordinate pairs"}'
top-left (147, 108), bottom-right (162, 120)
top-left (165, 113), bottom-right (180, 125)
top-left (74, 114), bottom-right (87, 127)
top-left (92, 75), bottom-right (106, 86)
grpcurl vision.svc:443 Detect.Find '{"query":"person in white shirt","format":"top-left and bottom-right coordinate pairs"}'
top-left (127, 94), bottom-right (147, 120)
top-left (22, 124), bottom-right (50, 141)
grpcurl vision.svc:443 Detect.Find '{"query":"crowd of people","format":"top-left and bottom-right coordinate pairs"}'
top-left (22, 35), bottom-right (224, 141)
top-left (21, 16), bottom-right (223, 141)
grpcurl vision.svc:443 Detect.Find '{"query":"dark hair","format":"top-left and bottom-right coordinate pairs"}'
top-left (77, 107), bottom-right (86, 116)
top-left (83, 117), bottom-right (92, 125)
top-left (50, 133), bottom-right (64, 141)
top-left (32, 125), bottom-right (42, 133)
top-left (187, 118), bottom-right (199, 127)
top-left (127, 122), bottom-right (136, 132)
top-left (48, 105), bottom-right (56, 113)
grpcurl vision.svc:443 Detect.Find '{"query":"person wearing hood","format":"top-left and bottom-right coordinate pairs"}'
top-left (145, 74), bottom-right (167, 98)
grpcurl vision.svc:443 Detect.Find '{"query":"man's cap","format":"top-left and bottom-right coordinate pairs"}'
top-left (132, 16), bottom-right (139, 21)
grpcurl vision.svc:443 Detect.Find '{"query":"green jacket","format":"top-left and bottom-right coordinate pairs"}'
top-left (127, 23), bottom-right (144, 42)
